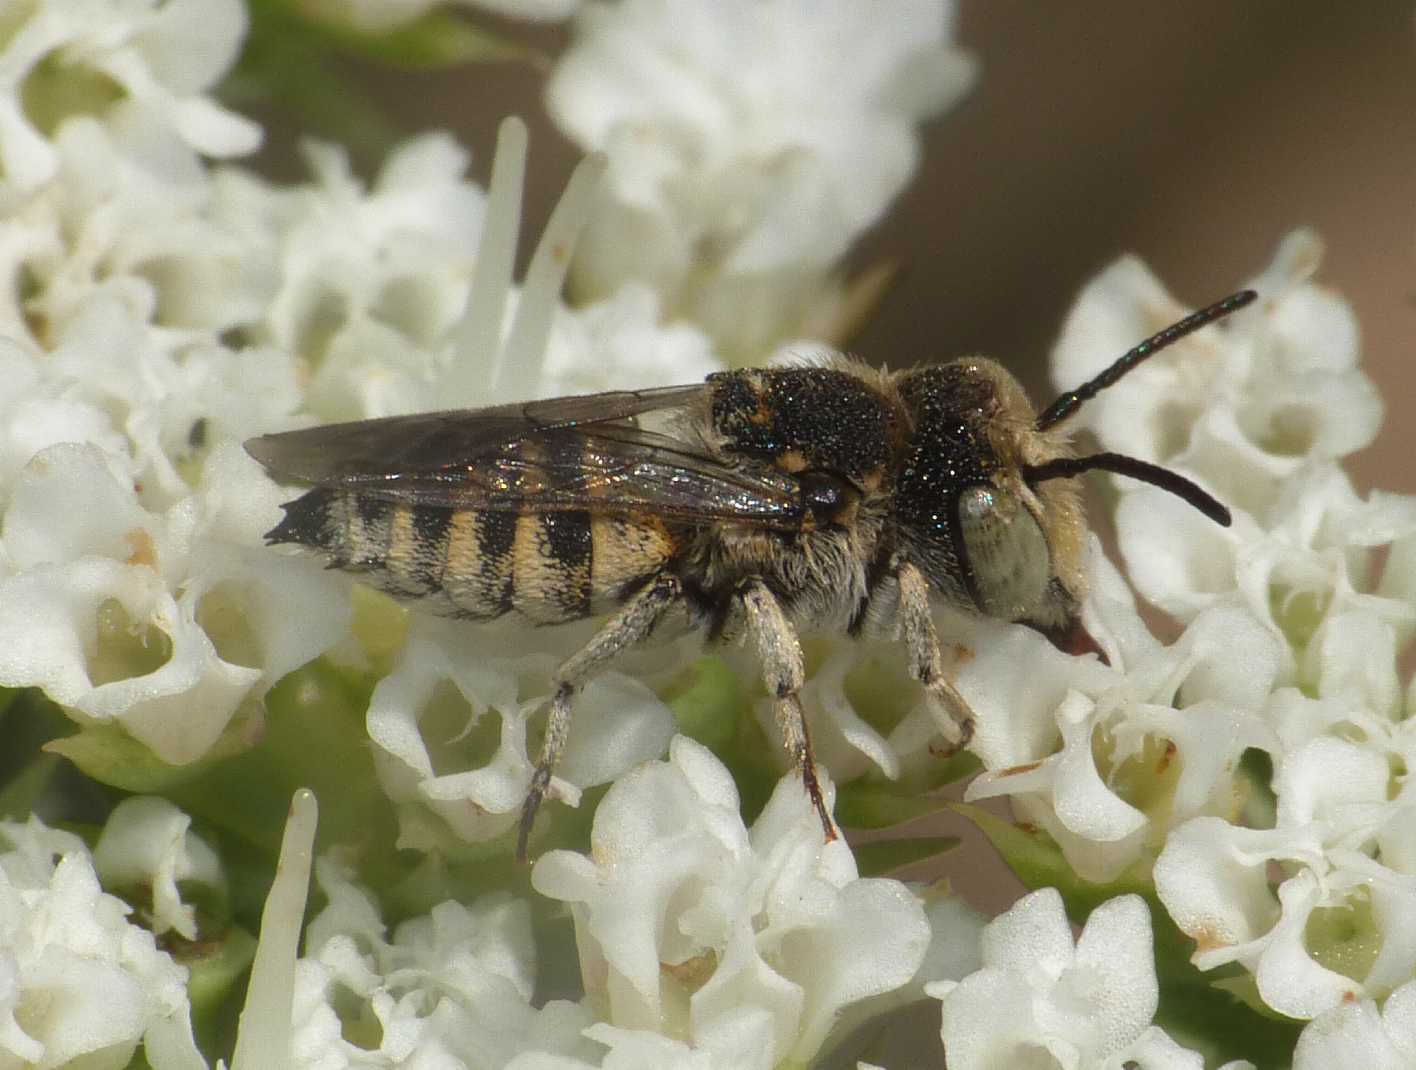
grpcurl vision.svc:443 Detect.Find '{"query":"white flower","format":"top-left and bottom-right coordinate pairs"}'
top-left (365, 615), bottom-right (679, 849)
top-left (0, 440), bottom-right (349, 765)
top-left (234, 127), bottom-right (720, 424)
top-left (22, 291), bottom-right (303, 505)
top-left (541, 283), bottom-right (723, 397)
top-left (931, 888), bottom-right (1210, 1070)
top-left (730, 632), bottom-right (947, 787)
top-left (1050, 232), bottom-right (1407, 646)
top-left (0, 115), bottom-right (301, 497)
top-left (1147, 707), bottom-right (1415, 1010)
top-left (0, 442), bottom-right (257, 762)
top-left (1051, 230), bottom-right (1380, 521)
top-left (92, 795), bottom-right (222, 941)
top-left (546, 0), bottom-right (975, 359)
top-left (0, 337), bottom-right (132, 493)
top-left (250, 134), bottom-right (489, 421)
top-left (1155, 820), bottom-right (1340, 1019)
top-left (531, 735), bottom-right (934, 1068)
top-left (1046, 234), bottom-right (1416, 1030)
top-left (1293, 980), bottom-right (1416, 1070)
top-left (0, 108), bottom-right (716, 782)
top-left (0, 815), bottom-right (201, 1069)
top-left (8, 0), bottom-right (1411, 1061)
top-left (0, 0), bottom-right (259, 206)
top-left (1114, 461), bottom-right (1416, 660)
top-left (1151, 657), bottom-right (1416, 1019)
top-left (291, 856), bottom-right (599, 1069)
top-left (17, 116), bottom-right (273, 348)
top-left (1152, 732), bottom-right (1416, 1021)
top-left (957, 542), bottom-right (1281, 882)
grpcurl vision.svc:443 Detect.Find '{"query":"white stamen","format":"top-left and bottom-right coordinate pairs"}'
top-left (491, 151), bottom-right (606, 400)
top-left (229, 789), bottom-right (319, 1070)
top-left (448, 116), bottom-right (528, 405)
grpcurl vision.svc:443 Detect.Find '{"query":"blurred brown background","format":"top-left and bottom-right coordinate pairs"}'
top-left (249, 1), bottom-right (1416, 912)
top-left (863, 1), bottom-right (1416, 501)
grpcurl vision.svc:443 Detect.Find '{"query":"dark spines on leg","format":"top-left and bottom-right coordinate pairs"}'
top-left (707, 368), bottom-right (894, 484)
top-left (266, 488), bottom-right (336, 549)
top-left (539, 511), bottom-right (593, 619)
top-left (477, 510), bottom-right (517, 617)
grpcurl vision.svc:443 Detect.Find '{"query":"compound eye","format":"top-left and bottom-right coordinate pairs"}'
top-left (957, 486), bottom-right (1052, 620)
top-left (800, 470), bottom-right (856, 526)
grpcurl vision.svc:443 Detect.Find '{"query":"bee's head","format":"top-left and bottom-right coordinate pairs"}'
top-left (892, 291), bottom-right (1253, 628)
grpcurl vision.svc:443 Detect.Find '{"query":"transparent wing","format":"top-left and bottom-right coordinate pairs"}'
top-left (245, 384), bottom-right (804, 527)
top-left (244, 385), bottom-right (708, 482)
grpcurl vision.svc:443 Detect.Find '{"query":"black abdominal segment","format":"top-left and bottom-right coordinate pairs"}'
top-left (267, 489), bottom-right (676, 625)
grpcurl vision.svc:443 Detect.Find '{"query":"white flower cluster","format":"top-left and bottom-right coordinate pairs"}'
top-left (0, 805), bottom-right (208, 1068)
top-left (946, 230), bottom-right (1416, 1063)
top-left (530, 736), bottom-right (949, 1068)
top-left (0, 0), bottom-right (997, 1065)
top-left (0, 0), bottom-right (976, 849)
top-left (0, 0), bottom-right (723, 851)
top-left (365, 616), bottom-right (680, 850)
top-left (931, 888), bottom-right (1251, 1070)
top-left (278, 741), bottom-right (979, 1070)
top-left (11, 0), bottom-right (1413, 1066)
top-left (0, 0), bottom-right (259, 208)
top-left (291, 859), bottom-right (595, 1068)
top-left (547, 0), bottom-right (977, 359)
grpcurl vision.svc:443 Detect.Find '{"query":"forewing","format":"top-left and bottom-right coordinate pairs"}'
top-left (244, 384), bottom-right (710, 483)
top-left (245, 384), bottom-right (804, 527)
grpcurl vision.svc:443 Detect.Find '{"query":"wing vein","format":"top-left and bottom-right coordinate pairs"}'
top-left (246, 382), bottom-right (804, 527)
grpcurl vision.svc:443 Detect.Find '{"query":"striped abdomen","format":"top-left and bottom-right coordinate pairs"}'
top-left (268, 489), bottom-right (678, 623)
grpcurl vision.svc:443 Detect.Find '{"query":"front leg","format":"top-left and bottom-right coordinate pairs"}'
top-left (896, 560), bottom-right (976, 752)
top-left (738, 579), bottom-right (838, 844)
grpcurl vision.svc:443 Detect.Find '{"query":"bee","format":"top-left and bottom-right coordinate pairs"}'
top-left (246, 290), bottom-right (1254, 859)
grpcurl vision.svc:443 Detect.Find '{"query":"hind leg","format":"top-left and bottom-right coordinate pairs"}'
top-left (738, 579), bottom-right (837, 844)
top-left (518, 572), bottom-right (682, 860)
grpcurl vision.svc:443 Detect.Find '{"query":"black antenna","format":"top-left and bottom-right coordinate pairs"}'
top-left (1024, 453), bottom-right (1231, 527)
top-left (1035, 290), bottom-right (1257, 432)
